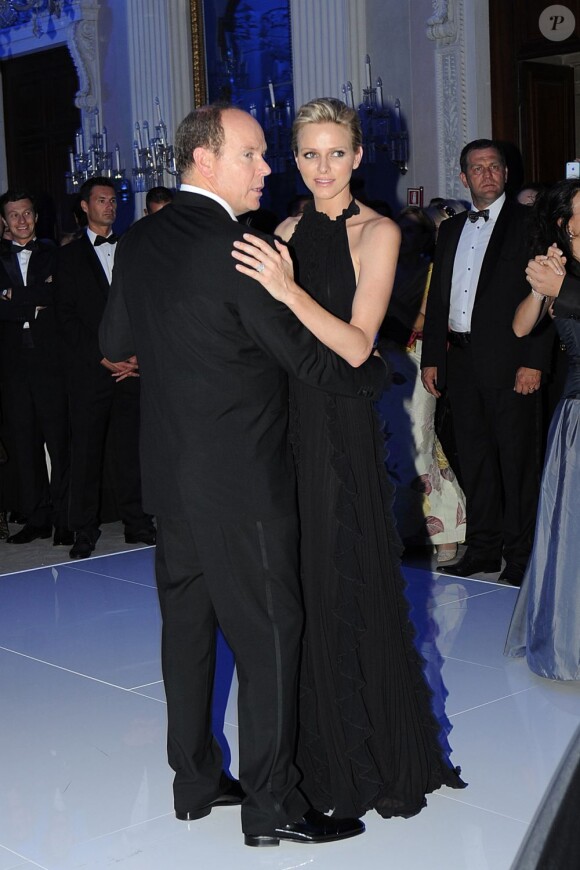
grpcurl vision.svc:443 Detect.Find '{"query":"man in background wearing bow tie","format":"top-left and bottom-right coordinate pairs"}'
top-left (421, 139), bottom-right (552, 585)
top-left (55, 177), bottom-right (154, 559)
top-left (0, 190), bottom-right (71, 546)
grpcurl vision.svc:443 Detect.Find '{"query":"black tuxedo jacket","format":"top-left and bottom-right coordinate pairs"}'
top-left (99, 191), bottom-right (387, 523)
top-left (55, 231), bottom-right (117, 389)
top-left (0, 239), bottom-right (62, 375)
top-left (421, 199), bottom-right (553, 389)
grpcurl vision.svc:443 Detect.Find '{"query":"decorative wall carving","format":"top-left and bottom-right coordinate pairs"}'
top-left (426, 0), bottom-right (466, 197)
top-left (67, 0), bottom-right (99, 113)
top-left (426, 0), bottom-right (457, 45)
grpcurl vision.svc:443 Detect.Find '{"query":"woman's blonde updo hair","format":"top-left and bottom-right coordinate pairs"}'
top-left (291, 97), bottom-right (363, 155)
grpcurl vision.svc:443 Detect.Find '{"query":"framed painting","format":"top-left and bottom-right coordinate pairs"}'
top-left (189, 0), bottom-right (293, 116)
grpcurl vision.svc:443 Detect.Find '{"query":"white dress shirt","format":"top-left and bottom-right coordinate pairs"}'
top-left (13, 241), bottom-right (34, 328)
top-left (448, 193), bottom-right (506, 333)
top-left (87, 228), bottom-right (116, 284)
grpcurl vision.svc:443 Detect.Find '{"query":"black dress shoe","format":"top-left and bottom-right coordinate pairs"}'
top-left (498, 564), bottom-right (524, 587)
top-left (439, 553), bottom-right (502, 577)
top-left (69, 530), bottom-right (100, 560)
top-left (244, 808), bottom-right (365, 847)
top-left (124, 528), bottom-right (156, 545)
top-left (6, 524), bottom-right (52, 544)
top-left (53, 528), bottom-right (74, 546)
top-left (176, 778), bottom-right (245, 821)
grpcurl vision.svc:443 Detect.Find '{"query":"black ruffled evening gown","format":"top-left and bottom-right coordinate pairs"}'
top-left (288, 201), bottom-right (465, 818)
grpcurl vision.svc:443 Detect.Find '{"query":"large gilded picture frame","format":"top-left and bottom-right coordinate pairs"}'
top-left (189, 0), bottom-right (208, 107)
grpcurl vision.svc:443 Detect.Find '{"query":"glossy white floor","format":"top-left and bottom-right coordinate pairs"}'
top-left (1, 546), bottom-right (579, 870)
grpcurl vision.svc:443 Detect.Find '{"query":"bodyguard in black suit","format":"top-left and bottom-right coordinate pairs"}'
top-left (421, 140), bottom-right (553, 585)
top-left (99, 106), bottom-right (385, 846)
top-left (55, 177), bottom-right (154, 559)
top-left (0, 190), bottom-right (71, 545)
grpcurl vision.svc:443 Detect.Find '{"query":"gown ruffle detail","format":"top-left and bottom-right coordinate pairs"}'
top-left (289, 201), bottom-right (465, 818)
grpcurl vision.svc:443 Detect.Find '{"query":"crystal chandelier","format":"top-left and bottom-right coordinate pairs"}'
top-left (65, 99), bottom-right (178, 198)
top-left (0, 0), bottom-right (66, 38)
top-left (342, 55), bottom-right (409, 174)
top-left (248, 80), bottom-right (293, 175)
top-left (132, 99), bottom-right (178, 192)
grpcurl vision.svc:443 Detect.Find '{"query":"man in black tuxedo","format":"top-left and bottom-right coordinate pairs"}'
top-left (421, 139), bottom-right (552, 585)
top-left (55, 177), bottom-right (154, 559)
top-left (99, 105), bottom-right (386, 846)
top-left (0, 190), bottom-right (71, 545)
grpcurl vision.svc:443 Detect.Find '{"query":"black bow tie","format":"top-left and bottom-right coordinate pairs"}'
top-left (467, 209), bottom-right (489, 223)
top-left (12, 240), bottom-right (36, 253)
top-left (94, 234), bottom-right (118, 246)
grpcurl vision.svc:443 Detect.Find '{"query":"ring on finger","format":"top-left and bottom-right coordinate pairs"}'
top-left (256, 262), bottom-right (265, 273)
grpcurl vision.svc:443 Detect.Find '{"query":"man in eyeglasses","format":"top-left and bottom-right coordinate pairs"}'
top-left (421, 139), bottom-right (553, 586)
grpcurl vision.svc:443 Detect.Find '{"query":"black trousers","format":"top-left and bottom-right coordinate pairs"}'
top-left (446, 343), bottom-right (541, 568)
top-left (1, 352), bottom-right (70, 528)
top-left (155, 513), bottom-right (308, 835)
top-left (67, 375), bottom-right (149, 533)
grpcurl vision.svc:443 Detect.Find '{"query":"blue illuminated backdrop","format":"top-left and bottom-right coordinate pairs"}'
top-left (203, 0), bottom-right (295, 218)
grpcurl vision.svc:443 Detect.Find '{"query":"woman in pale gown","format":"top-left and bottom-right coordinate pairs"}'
top-left (505, 178), bottom-right (580, 681)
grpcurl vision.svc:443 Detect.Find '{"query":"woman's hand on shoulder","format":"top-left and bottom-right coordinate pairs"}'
top-left (231, 232), bottom-right (298, 304)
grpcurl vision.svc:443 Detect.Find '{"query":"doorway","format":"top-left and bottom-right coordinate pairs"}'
top-left (1, 45), bottom-right (80, 239)
top-left (490, 0), bottom-right (580, 187)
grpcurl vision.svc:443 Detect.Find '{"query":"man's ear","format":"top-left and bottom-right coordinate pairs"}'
top-left (80, 199), bottom-right (89, 216)
top-left (193, 146), bottom-right (214, 178)
top-left (459, 172), bottom-right (469, 191)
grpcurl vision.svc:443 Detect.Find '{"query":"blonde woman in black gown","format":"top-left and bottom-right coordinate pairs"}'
top-left (232, 97), bottom-right (464, 818)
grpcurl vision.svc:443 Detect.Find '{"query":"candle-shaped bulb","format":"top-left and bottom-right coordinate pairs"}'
top-left (365, 54), bottom-right (372, 90)
top-left (143, 120), bottom-right (151, 148)
top-left (135, 122), bottom-right (142, 150)
top-left (102, 126), bottom-right (108, 153)
top-left (268, 78), bottom-right (276, 108)
top-left (94, 108), bottom-right (100, 136)
top-left (115, 144), bottom-right (121, 172)
top-left (155, 97), bottom-right (163, 124)
top-left (376, 77), bottom-right (383, 109)
top-left (75, 129), bottom-right (83, 156)
top-left (346, 82), bottom-right (354, 109)
top-left (68, 148), bottom-right (75, 174)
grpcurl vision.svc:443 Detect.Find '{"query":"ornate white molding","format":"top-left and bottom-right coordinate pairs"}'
top-left (428, 0), bottom-right (467, 196)
top-left (66, 0), bottom-right (100, 125)
top-left (438, 48), bottom-right (465, 195)
top-left (426, 0), bottom-right (458, 45)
